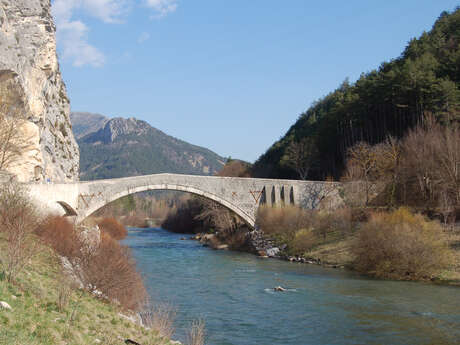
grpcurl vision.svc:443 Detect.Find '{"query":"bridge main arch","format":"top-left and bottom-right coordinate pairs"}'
top-left (81, 182), bottom-right (256, 227)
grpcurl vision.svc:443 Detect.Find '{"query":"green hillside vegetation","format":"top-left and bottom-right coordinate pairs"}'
top-left (0, 241), bottom-right (173, 345)
top-left (0, 182), bottom-right (186, 345)
top-left (253, 8), bottom-right (460, 180)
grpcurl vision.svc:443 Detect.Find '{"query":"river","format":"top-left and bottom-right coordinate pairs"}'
top-left (123, 227), bottom-right (460, 345)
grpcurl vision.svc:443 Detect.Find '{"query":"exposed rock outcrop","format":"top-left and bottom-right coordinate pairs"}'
top-left (0, 0), bottom-right (79, 182)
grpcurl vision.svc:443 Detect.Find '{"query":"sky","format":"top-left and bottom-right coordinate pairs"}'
top-left (52, 0), bottom-right (459, 162)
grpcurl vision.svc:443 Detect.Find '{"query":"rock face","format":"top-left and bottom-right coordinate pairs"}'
top-left (0, 0), bottom-right (79, 182)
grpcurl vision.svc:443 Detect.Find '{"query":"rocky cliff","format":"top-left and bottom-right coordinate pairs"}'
top-left (0, 0), bottom-right (79, 182)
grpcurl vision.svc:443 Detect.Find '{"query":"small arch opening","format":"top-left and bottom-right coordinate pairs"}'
top-left (57, 201), bottom-right (78, 217)
top-left (260, 187), bottom-right (267, 205)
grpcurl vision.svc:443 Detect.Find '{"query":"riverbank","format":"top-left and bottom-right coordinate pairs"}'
top-left (0, 233), bottom-right (177, 345)
top-left (190, 222), bottom-right (460, 286)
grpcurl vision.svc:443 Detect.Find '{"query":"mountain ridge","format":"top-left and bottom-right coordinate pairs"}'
top-left (71, 112), bottom-right (225, 180)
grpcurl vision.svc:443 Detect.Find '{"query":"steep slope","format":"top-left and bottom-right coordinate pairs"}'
top-left (0, 0), bottom-right (79, 182)
top-left (253, 8), bottom-right (460, 180)
top-left (70, 112), bottom-right (108, 139)
top-left (73, 114), bottom-right (225, 180)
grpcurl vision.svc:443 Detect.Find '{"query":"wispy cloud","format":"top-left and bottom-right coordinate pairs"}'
top-left (52, 0), bottom-right (178, 67)
top-left (52, 0), bottom-right (130, 67)
top-left (137, 32), bottom-right (151, 44)
top-left (145, 0), bottom-right (178, 17)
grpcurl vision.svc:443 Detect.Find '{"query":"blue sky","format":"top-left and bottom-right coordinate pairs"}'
top-left (52, 0), bottom-right (459, 162)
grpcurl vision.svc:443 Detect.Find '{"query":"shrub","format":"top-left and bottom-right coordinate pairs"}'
top-left (36, 216), bottom-right (81, 258)
top-left (141, 302), bottom-right (176, 339)
top-left (57, 276), bottom-right (73, 312)
top-left (81, 233), bottom-right (147, 310)
top-left (37, 216), bottom-right (145, 310)
top-left (186, 319), bottom-right (206, 345)
top-left (352, 208), bottom-right (452, 280)
top-left (98, 218), bottom-right (128, 240)
top-left (0, 181), bottom-right (40, 282)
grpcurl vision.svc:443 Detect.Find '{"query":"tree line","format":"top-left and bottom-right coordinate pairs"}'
top-left (252, 8), bottom-right (460, 180)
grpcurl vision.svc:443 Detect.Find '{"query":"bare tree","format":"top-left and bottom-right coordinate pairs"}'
top-left (0, 110), bottom-right (34, 171)
top-left (0, 181), bottom-right (40, 282)
top-left (374, 136), bottom-right (402, 206)
top-left (401, 121), bottom-right (459, 208)
top-left (435, 125), bottom-right (460, 206)
top-left (343, 142), bottom-right (380, 206)
top-left (195, 198), bottom-right (244, 234)
top-left (283, 137), bottom-right (317, 180)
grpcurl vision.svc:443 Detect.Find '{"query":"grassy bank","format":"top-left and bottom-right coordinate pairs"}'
top-left (0, 234), bottom-right (174, 345)
top-left (0, 182), bottom-right (207, 345)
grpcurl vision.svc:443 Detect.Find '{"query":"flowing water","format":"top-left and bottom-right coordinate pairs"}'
top-left (123, 227), bottom-right (460, 345)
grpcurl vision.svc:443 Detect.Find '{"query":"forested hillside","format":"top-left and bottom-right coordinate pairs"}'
top-left (253, 8), bottom-right (460, 180)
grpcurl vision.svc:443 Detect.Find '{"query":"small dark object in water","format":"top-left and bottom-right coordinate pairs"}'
top-left (125, 339), bottom-right (141, 345)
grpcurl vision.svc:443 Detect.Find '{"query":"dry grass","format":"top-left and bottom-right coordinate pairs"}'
top-left (352, 208), bottom-right (452, 280)
top-left (305, 237), bottom-right (355, 266)
top-left (256, 205), bottom-right (355, 255)
top-left (439, 225), bottom-right (460, 281)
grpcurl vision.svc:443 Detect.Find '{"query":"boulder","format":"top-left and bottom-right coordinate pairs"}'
top-left (0, 301), bottom-right (12, 310)
top-left (273, 286), bottom-right (286, 292)
top-left (215, 244), bottom-right (229, 250)
top-left (266, 247), bottom-right (280, 257)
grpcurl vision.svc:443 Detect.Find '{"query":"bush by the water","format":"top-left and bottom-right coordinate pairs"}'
top-left (36, 215), bottom-right (81, 258)
top-left (81, 232), bottom-right (147, 310)
top-left (352, 208), bottom-right (452, 280)
top-left (98, 217), bottom-right (128, 240)
top-left (36, 215), bottom-right (146, 310)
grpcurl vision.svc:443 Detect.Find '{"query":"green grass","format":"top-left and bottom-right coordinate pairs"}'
top-left (0, 238), bottom-right (174, 345)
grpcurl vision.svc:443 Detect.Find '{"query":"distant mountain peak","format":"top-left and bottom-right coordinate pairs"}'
top-left (98, 117), bottom-right (151, 143)
top-left (71, 112), bottom-right (225, 180)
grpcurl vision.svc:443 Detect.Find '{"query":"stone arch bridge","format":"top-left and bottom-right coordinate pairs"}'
top-left (27, 173), bottom-right (341, 228)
